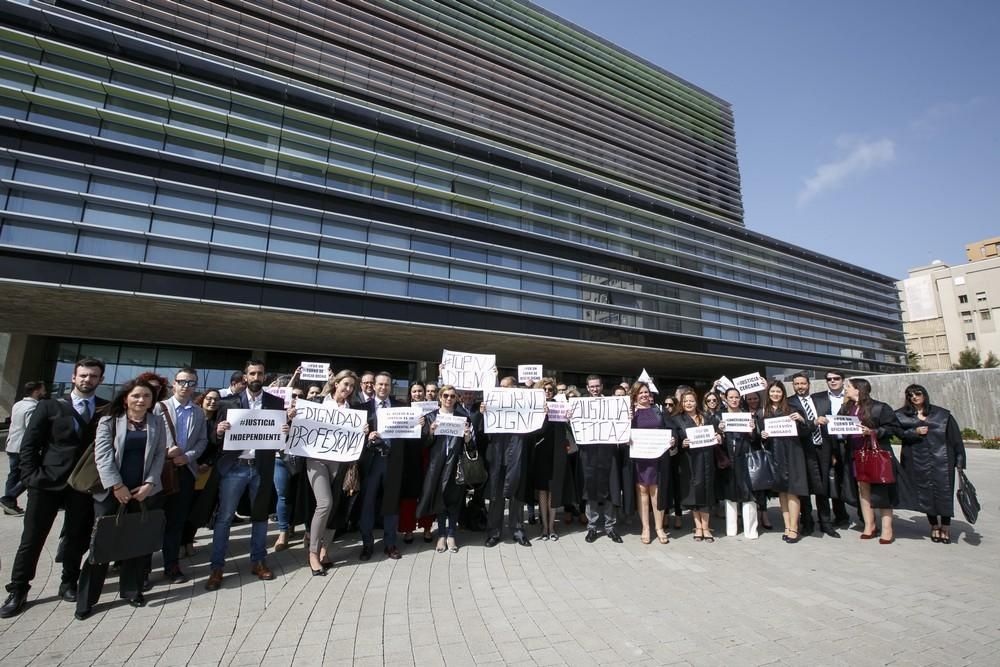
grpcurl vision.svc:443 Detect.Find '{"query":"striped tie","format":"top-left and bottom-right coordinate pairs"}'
top-left (800, 398), bottom-right (823, 445)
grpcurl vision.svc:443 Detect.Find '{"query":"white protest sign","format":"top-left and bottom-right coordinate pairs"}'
top-left (432, 413), bottom-right (468, 438)
top-left (376, 406), bottom-right (422, 439)
top-left (568, 396), bottom-right (631, 445)
top-left (264, 386), bottom-right (292, 409)
top-left (546, 401), bottom-right (569, 423)
top-left (286, 402), bottom-right (368, 462)
top-left (685, 425), bottom-right (717, 449)
top-left (517, 364), bottom-right (543, 384)
top-left (482, 388), bottom-right (546, 434)
top-left (721, 412), bottom-right (754, 433)
top-left (733, 372), bottom-right (768, 396)
top-left (630, 428), bottom-right (673, 459)
top-left (223, 409), bottom-right (288, 451)
top-left (411, 400), bottom-right (439, 415)
top-left (637, 368), bottom-right (659, 395)
top-left (764, 416), bottom-right (798, 438)
top-left (299, 361), bottom-right (330, 382)
top-left (440, 349), bottom-right (496, 391)
top-left (714, 376), bottom-right (735, 392)
top-left (826, 415), bottom-right (863, 435)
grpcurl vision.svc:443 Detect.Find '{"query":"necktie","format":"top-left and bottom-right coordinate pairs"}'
top-left (80, 399), bottom-right (91, 423)
top-left (800, 397), bottom-right (822, 445)
top-left (380, 400), bottom-right (388, 409)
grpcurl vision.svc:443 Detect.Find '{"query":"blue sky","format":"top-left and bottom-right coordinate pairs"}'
top-left (533, 0), bottom-right (1000, 279)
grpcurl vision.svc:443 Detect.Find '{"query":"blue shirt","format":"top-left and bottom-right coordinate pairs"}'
top-left (175, 401), bottom-right (193, 449)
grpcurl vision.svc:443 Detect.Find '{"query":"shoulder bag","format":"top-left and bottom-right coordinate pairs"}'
top-left (460, 445), bottom-right (488, 487)
top-left (158, 401), bottom-right (181, 496)
top-left (68, 418), bottom-right (115, 494)
top-left (957, 469), bottom-right (980, 524)
top-left (853, 434), bottom-right (895, 484)
top-left (746, 447), bottom-right (775, 491)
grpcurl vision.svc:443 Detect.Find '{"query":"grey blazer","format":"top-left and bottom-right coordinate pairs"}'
top-left (155, 398), bottom-right (209, 476)
top-left (93, 414), bottom-right (166, 502)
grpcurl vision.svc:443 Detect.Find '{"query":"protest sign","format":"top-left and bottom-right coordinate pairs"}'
top-left (629, 429), bottom-right (673, 459)
top-left (546, 401), bottom-right (569, 423)
top-left (411, 400), bottom-right (439, 415)
top-left (433, 413), bottom-right (468, 438)
top-left (714, 376), bottom-right (735, 393)
top-left (517, 364), bottom-right (543, 384)
top-left (764, 416), bottom-right (798, 438)
top-left (826, 415), bottom-right (863, 435)
top-left (377, 406), bottom-right (422, 439)
top-left (685, 425), bottom-right (717, 449)
top-left (286, 402), bottom-right (368, 462)
top-left (440, 349), bottom-right (496, 390)
top-left (264, 386), bottom-right (292, 409)
top-left (637, 368), bottom-right (659, 394)
top-left (568, 396), bottom-right (631, 445)
top-left (299, 361), bottom-right (330, 382)
top-left (482, 388), bottom-right (546, 434)
top-left (721, 412), bottom-right (754, 433)
top-left (733, 372), bottom-right (768, 396)
top-left (223, 409), bottom-right (288, 451)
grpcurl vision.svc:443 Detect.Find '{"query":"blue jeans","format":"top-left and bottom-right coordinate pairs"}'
top-left (359, 454), bottom-right (398, 548)
top-left (3, 453), bottom-right (25, 502)
top-left (273, 457), bottom-right (290, 532)
top-left (211, 463), bottom-right (268, 570)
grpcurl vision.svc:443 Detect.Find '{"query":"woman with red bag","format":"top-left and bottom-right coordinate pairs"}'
top-left (840, 378), bottom-right (902, 544)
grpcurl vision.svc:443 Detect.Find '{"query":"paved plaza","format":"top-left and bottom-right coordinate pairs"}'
top-left (1, 449), bottom-right (998, 667)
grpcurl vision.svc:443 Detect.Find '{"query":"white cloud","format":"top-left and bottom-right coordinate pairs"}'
top-left (909, 97), bottom-right (987, 135)
top-left (796, 137), bottom-right (895, 206)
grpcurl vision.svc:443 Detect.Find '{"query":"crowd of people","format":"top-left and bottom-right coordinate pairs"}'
top-left (0, 358), bottom-right (969, 620)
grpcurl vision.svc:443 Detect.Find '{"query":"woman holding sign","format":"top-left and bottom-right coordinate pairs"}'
top-left (672, 390), bottom-right (721, 542)
top-left (417, 385), bottom-right (474, 553)
top-left (758, 381), bottom-right (809, 544)
top-left (717, 388), bottom-right (759, 539)
top-left (630, 382), bottom-right (672, 545)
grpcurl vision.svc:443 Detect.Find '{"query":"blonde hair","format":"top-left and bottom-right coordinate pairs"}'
top-left (322, 369), bottom-right (358, 397)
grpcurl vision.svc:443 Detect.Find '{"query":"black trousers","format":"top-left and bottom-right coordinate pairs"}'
top-left (6, 486), bottom-right (94, 593)
top-left (77, 497), bottom-right (144, 611)
top-left (161, 466), bottom-right (196, 572)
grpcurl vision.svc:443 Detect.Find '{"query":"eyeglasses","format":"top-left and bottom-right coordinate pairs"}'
top-left (292, 392), bottom-right (304, 398)
top-left (544, 387), bottom-right (555, 392)
top-left (175, 379), bottom-right (198, 388)
top-left (706, 398), bottom-right (718, 404)
top-left (825, 376), bottom-right (842, 382)
top-left (440, 393), bottom-right (457, 399)
top-left (907, 391), bottom-right (924, 397)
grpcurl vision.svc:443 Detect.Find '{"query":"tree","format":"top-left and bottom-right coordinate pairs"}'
top-left (952, 348), bottom-right (982, 370)
top-left (984, 351), bottom-right (1000, 368)
top-left (906, 350), bottom-right (922, 372)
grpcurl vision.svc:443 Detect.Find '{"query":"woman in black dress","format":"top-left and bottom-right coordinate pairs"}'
top-left (531, 379), bottom-right (558, 540)
top-left (672, 390), bottom-right (721, 542)
top-left (717, 388), bottom-right (759, 539)
top-left (895, 384), bottom-right (966, 544)
top-left (758, 380), bottom-right (809, 544)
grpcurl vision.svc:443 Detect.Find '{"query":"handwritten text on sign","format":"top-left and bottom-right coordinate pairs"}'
top-left (432, 413), bottom-right (468, 438)
top-left (299, 361), bottom-right (330, 382)
top-left (517, 364), bottom-right (542, 384)
top-left (733, 372), bottom-right (768, 396)
top-left (685, 425), bottom-right (717, 449)
top-left (440, 349), bottom-right (496, 391)
top-left (568, 396), bottom-right (631, 445)
top-left (721, 412), bottom-right (754, 433)
top-left (546, 401), bottom-right (569, 423)
top-left (376, 407), bottom-right (422, 439)
top-left (764, 417), bottom-right (798, 438)
top-left (630, 428), bottom-right (674, 459)
top-left (287, 402), bottom-right (367, 462)
top-left (223, 409), bottom-right (288, 451)
top-left (483, 388), bottom-right (546, 434)
top-left (826, 415), bottom-right (863, 435)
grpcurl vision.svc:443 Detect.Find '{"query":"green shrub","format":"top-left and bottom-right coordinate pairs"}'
top-left (962, 427), bottom-right (983, 440)
top-left (982, 438), bottom-right (1000, 450)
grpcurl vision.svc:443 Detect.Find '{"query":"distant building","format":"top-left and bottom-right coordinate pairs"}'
top-left (898, 241), bottom-right (1000, 369)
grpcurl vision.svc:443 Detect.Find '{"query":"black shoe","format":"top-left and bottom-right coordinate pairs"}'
top-left (129, 594), bottom-right (146, 608)
top-left (585, 529), bottom-right (599, 543)
top-left (165, 567), bottom-right (189, 585)
top-left (606, 530), bottom-right (623, 543)
top-left (359, 545), bottom-right (373, 561)
top-left (821, 526), bottom-right (841, 538)
top-left (484, 536), bottom-right (500, 548)
top-left (384, 546), bottom-right (402, 560)
top-left (58, 583), bottom-right (77, 602)
top-left (0, 498), bottom-right (24, 516)
top-left (74, 608), bottom-right (92, 621)
top-left (311, 568), bottom-right (327, 577)
top-left (0, 591), bottom-right (27, 618)
top-left (515, 535), bottom-right (532, 547)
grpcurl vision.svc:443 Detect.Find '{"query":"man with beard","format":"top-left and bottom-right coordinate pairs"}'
top-left (484, 377), bottom-right (532, 547)
top-left (206, 360), bottom-right (286, 591)
top-left (1, 359), bottom-right (107, 618)
top-left (579, 375), bottom-right (625, 543)
top-left (789, 372), bottom-right (840, 538)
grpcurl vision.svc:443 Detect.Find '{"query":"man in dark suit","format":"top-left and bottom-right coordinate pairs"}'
top-left (789, 372), bottom-right (840, 538)
top-left (1, 358), bottom-right (108, 618)
top-left (205, 360), bottom-right (286, 591)
top-left (812, 369), bottom-right (852, 528)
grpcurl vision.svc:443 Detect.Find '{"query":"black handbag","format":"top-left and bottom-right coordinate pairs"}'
top-left (460, 446), bottom-right (488, 487)
top-left (746, 448), bottom-right (775, 491)
top-left (957, 469), bottom-right (980, 525)
top-left (89, 501), bottom-right (166, 564)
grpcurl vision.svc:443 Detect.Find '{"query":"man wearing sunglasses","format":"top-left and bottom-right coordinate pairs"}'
top-left (810, 370), bottom-right (851, 529)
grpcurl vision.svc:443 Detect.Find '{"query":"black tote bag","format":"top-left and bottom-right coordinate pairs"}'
top-left (957, 469), bottom-right (980, 525)
top-left (89, 502), bottom-right (166, 564)
top-left (746, 448), bottom-right (775, 491)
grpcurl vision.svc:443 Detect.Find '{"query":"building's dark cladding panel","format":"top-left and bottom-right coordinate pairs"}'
top-left (0, 0), bottom-right (906, 376)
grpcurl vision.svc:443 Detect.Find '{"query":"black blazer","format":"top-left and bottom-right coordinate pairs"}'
top-left (19, 396), bottom-right (109, 491)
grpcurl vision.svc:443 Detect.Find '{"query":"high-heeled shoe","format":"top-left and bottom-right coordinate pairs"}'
top-left (784, 530), bottom-right (799, 544)
top-left (447, 537), bottom-right (458, 553)
top-left (436, 537), bottom-right (447, 553)
top-left (930, 526), bottom-right (941, 543)
top-left (878, 537), bottom-right (894, 545)
top-left (940, 528), bottom-right (951, 544)
top-left (311, 567), bottom-right (327, 576)
top-left (860, 531), bottom-right (877, 540)
top-left (656, 530), bottom-right (669, 545)
top-left (640, 530), bottom-right (651, 545)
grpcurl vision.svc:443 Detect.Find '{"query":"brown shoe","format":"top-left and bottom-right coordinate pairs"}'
top-left (251, 561), bottom-right (275, 581)
top-left (205, 569), bottom-right (224, 591)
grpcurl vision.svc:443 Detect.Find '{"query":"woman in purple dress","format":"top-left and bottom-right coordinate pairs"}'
top-left (630, 382), bottom-right (673, 544)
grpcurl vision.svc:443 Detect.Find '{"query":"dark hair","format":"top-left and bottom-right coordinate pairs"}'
top-left (723, 387), bottom-right (744, 410)
top-left (105, 379), bottom-right (159, 418)
top-left (825, 369), bottom-right (844, 380)
top-left (790, 372), bottom-right (810, 383)
top-left (763, 380), bottom-right (791, 417)
top-left (375, 371), bottom-right (393, 381)
top-left (23, 381), bottom-right (45, 397)
top-left (135, 371), bottom-right (169, 401)
top-left (176, 366), bottom-right (198, 380)
top-left (900, 383), bottom-right (933, 417)
top-left (74, 357), bottom-right (106, 375)
top-left (841, 378), bottom-right (873, 426)
top-left (243, 359), bottom-right (266, 373)
top-left (585, 374), bottom-right (602, 383)
top-left (194, 388), bottom-right (222, 414)
top-left (229, 371), bottom-right (244, 385)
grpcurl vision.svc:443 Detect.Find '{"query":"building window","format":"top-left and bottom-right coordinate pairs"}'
top-left (961, 311), bottom-right (973, 323)
top-left (976, 291), bottom-right (987, 302)
top-left (981, 310), bottom-right (992, 321)
top-left (958, 295), bottom-right (968, 304)
top-left (967, 333), bottom-right (976, 342)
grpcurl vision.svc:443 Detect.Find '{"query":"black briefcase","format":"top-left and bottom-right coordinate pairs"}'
top-left (89, 502), bottom-right (166, 564)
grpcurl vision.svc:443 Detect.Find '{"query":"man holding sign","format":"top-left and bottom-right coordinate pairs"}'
top-left (789, 373), bottom-right (839, 538)
top-left (207, 360), bottom-right (288, 591)
top-left (483, 378), bottom-right (537, 548)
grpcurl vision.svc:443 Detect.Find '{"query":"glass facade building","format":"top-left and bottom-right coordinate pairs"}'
top-left (0, 0), bottom-right (905, 402)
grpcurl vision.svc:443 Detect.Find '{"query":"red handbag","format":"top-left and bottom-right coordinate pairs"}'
top-left (853, 435), bottom-right (895, 484)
